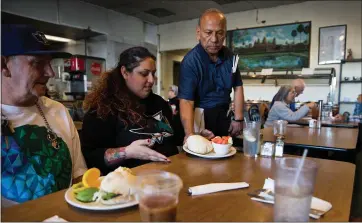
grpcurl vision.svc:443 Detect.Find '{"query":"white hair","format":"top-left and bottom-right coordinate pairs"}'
top-left (169, 85), bottom-right (178, 96)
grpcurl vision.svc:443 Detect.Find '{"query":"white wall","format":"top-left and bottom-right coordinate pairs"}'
top-left (144, 23), bottom-right (158, 46)
top-left (158, 1), bottom-right (362, 110)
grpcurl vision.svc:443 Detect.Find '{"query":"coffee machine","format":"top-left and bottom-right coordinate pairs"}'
top-left (64, 55), bottom-right (105, 99)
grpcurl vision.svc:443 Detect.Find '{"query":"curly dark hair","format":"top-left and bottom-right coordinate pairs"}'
top-left (83, 46), bottom-right (156, 127)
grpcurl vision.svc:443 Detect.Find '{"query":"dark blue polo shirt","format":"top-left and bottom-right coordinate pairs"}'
top-left (178, 43), bottom-right (243, 109)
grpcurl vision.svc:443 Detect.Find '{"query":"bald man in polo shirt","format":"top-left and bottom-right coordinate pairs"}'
top-left (179, 8), bottom-right (245, 141)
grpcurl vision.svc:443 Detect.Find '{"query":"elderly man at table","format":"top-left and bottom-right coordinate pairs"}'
top-left (265, 85), bottom-right (315, 127)
top-left (179, 8), bottom-right (244, 141)
top-left (1, 24), bottom-right (87, 207)
top-left (270, 79), bottom-right (306, 110)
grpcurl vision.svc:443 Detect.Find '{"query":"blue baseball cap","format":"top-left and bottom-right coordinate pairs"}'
top-left (1, 24), bottom-right (72, 58)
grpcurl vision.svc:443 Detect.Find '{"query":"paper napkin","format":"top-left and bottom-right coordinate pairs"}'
top-left (189, 182), bottom-right (249, 196)
top-left (251, 178), bottom-right (332, 219)
top-left (43, 215), bottom-right (68, 222)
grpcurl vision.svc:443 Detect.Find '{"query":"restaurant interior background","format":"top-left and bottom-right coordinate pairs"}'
top-left (1, 0), bottom-right (361, 119)
top-left (1, 1), bottom-right (362, 221)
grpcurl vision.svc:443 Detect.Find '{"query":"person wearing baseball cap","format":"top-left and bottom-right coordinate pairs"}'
top-left (1, 24), bottom-right (87, 207)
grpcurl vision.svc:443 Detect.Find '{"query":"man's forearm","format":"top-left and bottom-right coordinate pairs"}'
top-left (234, 86), bottom-right (244, 120)
top-left (180, 99), bottom-right (195, 136)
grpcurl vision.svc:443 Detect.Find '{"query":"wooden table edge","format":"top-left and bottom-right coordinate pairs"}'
top-left (1, 153), bottom-right (357, 222)
top-left (263, 139), bottom-right (355, 151)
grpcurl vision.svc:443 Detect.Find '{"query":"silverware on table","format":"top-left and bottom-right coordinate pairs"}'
top-left (247, 189), bottom-right (326, 216)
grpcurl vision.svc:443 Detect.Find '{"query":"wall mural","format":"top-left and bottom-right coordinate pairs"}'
top-left (226, 21), bottom-right (311, 71)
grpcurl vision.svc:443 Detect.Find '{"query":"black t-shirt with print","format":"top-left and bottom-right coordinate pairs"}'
top-left (81, 93), bottom-right (179, 174)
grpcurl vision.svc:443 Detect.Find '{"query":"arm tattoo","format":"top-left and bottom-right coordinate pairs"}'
top-left (104, 147), bottom-right (126, 166)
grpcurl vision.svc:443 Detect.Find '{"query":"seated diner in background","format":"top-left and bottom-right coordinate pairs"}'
top-left (168, 85), bottom-right (185, 146)
top-left (265, 85), bottom-right (316, 127)
top-left (270, 79), bottom-right (306, 110)
top-left (1, 24), bottom-right (87, 207)
top-left (168, 85), bottom-right (179, 115)
top-left (81, 47), bottom-right (178, 175)
top-left (353, 94), bottom-right (362, 116)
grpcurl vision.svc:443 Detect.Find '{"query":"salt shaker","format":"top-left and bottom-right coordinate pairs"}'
top-left (260, 142), bottom-right (274, 157)
top-left (274, 137), bottom-right (284, 157)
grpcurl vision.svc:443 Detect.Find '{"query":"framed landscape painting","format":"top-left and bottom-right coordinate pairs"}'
top-left (226, 21), bottom-right (311, 71)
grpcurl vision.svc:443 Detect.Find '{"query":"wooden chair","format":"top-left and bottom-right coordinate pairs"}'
top-left (259, 103), bottom-right (270, 126)
top-left (248, 104), bottom-right (261, 122)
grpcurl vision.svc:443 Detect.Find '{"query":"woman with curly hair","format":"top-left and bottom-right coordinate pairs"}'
top-left (81, 47), bottom-right (178, 174)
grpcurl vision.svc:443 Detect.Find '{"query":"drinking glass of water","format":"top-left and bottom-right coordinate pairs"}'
top-left (243, 121), bottom-right (261, 157)
top-left (274, 158), bottom-right (318, 222)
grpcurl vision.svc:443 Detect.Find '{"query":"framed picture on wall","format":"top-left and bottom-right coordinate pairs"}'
top-left (318, 25), bottom-right (347, 64)
top-left (226, 21), bottom-right (311, 71)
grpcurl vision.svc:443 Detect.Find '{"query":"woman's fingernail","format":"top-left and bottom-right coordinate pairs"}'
top-left (147, 139), bottom-right (150, 143)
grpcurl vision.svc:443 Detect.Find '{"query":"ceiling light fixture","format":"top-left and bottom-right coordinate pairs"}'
top-left (45, 34), bottom-right (75, 43)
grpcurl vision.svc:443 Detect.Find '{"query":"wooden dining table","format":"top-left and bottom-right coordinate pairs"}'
top-left (289, 119), bottom-right (360, 128)
top-left (263, 126), bottom-right (358, 152)
top-left (2, 152), bottom-right (355, 222)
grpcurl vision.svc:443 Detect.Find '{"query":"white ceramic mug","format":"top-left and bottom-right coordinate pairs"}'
top-left (309, 119), bottom-right (317, 128)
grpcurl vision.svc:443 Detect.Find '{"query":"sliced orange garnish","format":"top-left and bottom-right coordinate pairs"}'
top-left (82, 168), bottom-right (101, 188)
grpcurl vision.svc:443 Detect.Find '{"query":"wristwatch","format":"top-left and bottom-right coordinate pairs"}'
top-left (232, 117), bottom-right (244, 122)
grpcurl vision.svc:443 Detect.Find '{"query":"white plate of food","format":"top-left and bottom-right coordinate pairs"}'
top-left (64, 167), bottom-right (139, 211)
top-left (183, 135), bottom-right (237, 159)
top-left (183, 146), bottom-right (237, 159)
top-left (64, 188), bottom-right (138, 211)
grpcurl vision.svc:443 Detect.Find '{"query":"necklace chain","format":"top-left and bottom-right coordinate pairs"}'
top-left (35, 103), bottom-right (60, 150)
top-left (1, 102), bottom-right (60, 150)
top-left (35, 103), bottom-right (51, 130)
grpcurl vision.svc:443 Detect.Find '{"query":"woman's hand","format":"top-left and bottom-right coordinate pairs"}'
top-left (125, 139), bottom-right (170, 162)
